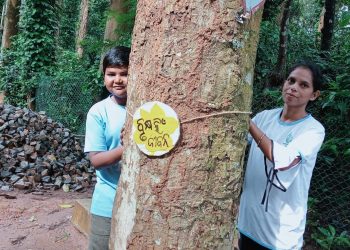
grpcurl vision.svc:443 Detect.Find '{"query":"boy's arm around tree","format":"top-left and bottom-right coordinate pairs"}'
top-left (89, 147), bottom-right (123, 168)
top-left (84, 105), bottom-right (125, 169)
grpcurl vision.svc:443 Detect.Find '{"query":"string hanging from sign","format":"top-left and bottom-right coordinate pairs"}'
top-left (126, 108), bottom-right (251, 124)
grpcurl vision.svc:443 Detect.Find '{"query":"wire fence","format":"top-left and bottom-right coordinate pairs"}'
top-left (36, 79), bottom-right (349, 238)
top-left (35, 75), bottom-right (98, 136)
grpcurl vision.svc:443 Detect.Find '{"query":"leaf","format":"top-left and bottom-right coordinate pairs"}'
top-left (339, 13), bottom-right (350, 28)
top-left (316, 239), bottom-right (329, 249)
top-left (344, 148), bottom-right (350, 156)
top-left (29, 216), bottom-right (37, 222)
top-left (328, 225), bottom-right (336, 237)
top-left (337, 231), bottom-right (350, 246)
top-left (318, 227), bottom-right (331, 237)
top-left (59, 204), bottom-right (73, 209)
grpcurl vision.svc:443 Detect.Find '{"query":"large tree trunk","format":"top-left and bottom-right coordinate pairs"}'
top-left (275, 0), bottom-right (292, 72)
top-left (320, 0), bottom-right (336, 53)
top-left (110, 1), bottom-right (263, 249)
top-left (1, 0), bottom-right (19, 51)
top-left (76, 0), bottom-right (89, 58)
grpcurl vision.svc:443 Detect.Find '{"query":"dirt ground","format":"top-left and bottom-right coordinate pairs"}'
top-left (0, 188), bottom-right (93, 250)
top-left (0, 188), bottom-right (320, 250)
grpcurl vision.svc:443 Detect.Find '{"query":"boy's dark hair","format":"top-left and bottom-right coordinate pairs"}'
top-left (287, 61), bottom-right (324, 91)
top-left (103, 46), bottom-right (131, 74)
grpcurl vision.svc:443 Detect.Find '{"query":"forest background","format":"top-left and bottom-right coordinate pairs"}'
top-left (0, 0), bottom-right (349, 249)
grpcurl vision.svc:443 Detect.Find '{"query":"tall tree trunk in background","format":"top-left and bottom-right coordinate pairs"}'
top-left (320, 0), bottom-right (336, 54)
top-left (268, 0), bottom-right (293, 87)
top-left (1, 0), bottom-right (20, 103)
top-left (103, 0), bottom-right (126, 42)
top-left (56, 0), bottom-right (63, 40)
top-left (110, 1), bottom-right (263, 249)
top-left (1, 0), bottom-right (19, 51)
top-left (99, 0), bottom-right (127, 72)
top-left (76, 0), bottom-right (89, 58)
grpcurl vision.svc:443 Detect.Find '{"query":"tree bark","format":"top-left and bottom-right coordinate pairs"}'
top-left (76, 0), bottom-right (89, 58)
top-left (320, 0), bottom-right (336, 53)
top-left (268, 0), bottom-right (293, 87)
top-left (1, 0), bottom-right (20, 51)
top-left (110, 1), bottom-right (263, 249)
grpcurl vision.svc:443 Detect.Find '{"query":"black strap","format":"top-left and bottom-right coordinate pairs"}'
top-left (261, 141), bottom-right (287, 212)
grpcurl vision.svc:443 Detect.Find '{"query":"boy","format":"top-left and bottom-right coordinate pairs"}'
top-left (84, 46), bottom-right (130, 250)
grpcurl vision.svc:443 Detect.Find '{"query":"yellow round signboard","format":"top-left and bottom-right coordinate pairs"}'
top-left (132, 101), bottom-right (180, 156)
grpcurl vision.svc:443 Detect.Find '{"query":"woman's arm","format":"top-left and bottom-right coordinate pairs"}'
top-left (89, 146), bottom-right (123, 169)
top-left (249, 119), bottom-right (301, 169)
top-left (249, 119), bottom-right (273, 161)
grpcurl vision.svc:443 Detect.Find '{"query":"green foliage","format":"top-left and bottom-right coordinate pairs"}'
top-left (255, 0), bottom-right (324, 89)
top-left (36, 51), bottom-right (103, 133)
top-left (52, 50), bottom-right (103, 94)
top-left (307, 197), bottom-right (320, 228)
top-left (311, 225), bottom-right (350, 250)
top-left (15, 1), bottom-right (58, 73)
top-left (261, 0), bottom-right (285, 21)
top-left (87, 0), bottom-right (110, 38)
top-left (0, 0), bottom-right (137, 133)
top-left (58, 0), bottom-right (81, 50)
top-left (254, 21), bottom-right (280, 87)
top-left (318, 25), bottom-right (350, 163)
top-left (81, 0), bottom-right (110, 60)
top-left (34, 0), bottom-right (137, 133)
top-left (0, 0), bottom-right (58, 106)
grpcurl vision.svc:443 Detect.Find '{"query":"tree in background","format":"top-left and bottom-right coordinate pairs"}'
top-left (268, 0), bottom-right (293, 87)
top-left (76, 0), bottom-right (89, 58)
top-left (110, 0), bottom-right (263, 248)
top-left (103, 0), bottom-right (125, 43)
top-left (0, 0), bottom-right (20, 103)
top-left (1, 0), bottom-right (19, 51)
top-left (57, 0), bottom-right (81, 50)
top-left (103, 0), bottom-right (136, 46)
top-left (101, 0), bottom-right (136, 50)
top-left (320, 0), bottom-right (336, 54)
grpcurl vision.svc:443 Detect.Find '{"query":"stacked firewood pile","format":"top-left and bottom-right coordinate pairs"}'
top-left (0, 104), bottom-right (94, 192)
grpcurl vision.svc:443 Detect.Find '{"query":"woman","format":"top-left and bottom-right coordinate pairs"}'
top-left (238, 62), bottom-right (325, 250)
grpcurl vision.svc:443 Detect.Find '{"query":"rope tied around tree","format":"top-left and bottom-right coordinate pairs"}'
top-left (125, 108), bottom-right (251, 124)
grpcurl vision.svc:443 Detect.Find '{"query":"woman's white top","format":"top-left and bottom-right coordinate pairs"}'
top-left (238, 107), bottom-right (325, 250)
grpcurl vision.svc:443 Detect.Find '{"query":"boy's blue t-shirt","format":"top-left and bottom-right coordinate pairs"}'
top-left (84, 96), bottom-right (126, 218)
